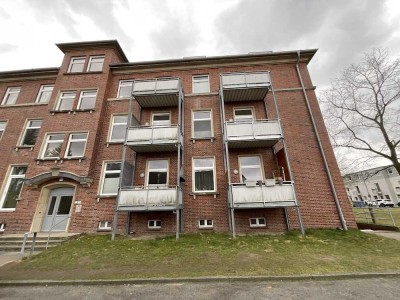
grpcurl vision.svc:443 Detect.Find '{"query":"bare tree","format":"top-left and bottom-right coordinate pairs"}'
top-left (322, 48), bottom-right (400, 175)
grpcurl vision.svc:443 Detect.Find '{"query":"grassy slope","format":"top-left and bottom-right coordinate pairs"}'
top-left (1, 229), bottom-right (400, 280)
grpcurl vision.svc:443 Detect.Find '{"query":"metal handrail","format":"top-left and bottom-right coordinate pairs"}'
top-left (46, 215), bottom-right (70, 249)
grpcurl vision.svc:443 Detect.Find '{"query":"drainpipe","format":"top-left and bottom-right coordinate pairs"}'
top-left (295, 51), bottom-right (348, 230)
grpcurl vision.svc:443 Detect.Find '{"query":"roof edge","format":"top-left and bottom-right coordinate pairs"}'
top-left (0, 67), bottom-right (59, 80)
top-left (56, 40), bottom-right (128, 62)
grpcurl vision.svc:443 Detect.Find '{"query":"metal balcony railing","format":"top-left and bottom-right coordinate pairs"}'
top-left (132, 78), bottom-right (180, 107)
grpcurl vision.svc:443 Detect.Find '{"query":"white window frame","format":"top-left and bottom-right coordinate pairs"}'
top-left (0, 223), bottom-right (5, 232)
top-left (35, 85), bottom-right (54, 103)
top-left (151, 112), bottom-right (171, 126)
top-left (77, 90), bottom-right (97, 110)
top-left (87, 56), bottom-right (104, 72)
top-left (192, 110), bottom-right (213, 138)
top-left (56, 91), bottom-right (76, 111)
top-left (117, 80), bottom-right (133, 98)
top-left (234, 107), bottom-right (254, 122)
top-left (65, 133), bottom-right (88, 158)
top-left (148, 220), bottom-right (161, 229)
top-left (239, 155), bottom-right (264, 183)
top-left (98, 221), bottom-right (112, 231)
top-left (0, 165), bottom-right (27, 211)
top-left (198, 219), bottom-right (213, 228)
top-left (192, 157), bottom-right (216, 193)
top-left (0, 121), bottom-right (7, 141)
top-left (19, 119), bottom-right (43, 146)
top-left (192, 75), bottom-right (210, 94)
top-left (249, 217), bottom-right (266, 228)
top-left (99, 161), bottom-right (122, 196)
top-left (2, 87), bottom-right (21, 105)
top-left (146, 159), bottom-right (169, 186)
top-left (41, 133), bottom-right (65, 159)
top-left (67, 57), bottom-right (85, 73)
top-left (109, 115), bottom-right (128, 142)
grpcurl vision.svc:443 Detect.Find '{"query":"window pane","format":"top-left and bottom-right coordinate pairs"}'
top-left (47, 196), bottom-right (57, 215)
top-left (69, 59), bottom-right (85, 73)
top-left (22, 128), bottom-right (40, 145)
top-left (195, 170), bottom-right (214, 191)
top-left (118, 82), bottom-right (133, 98)
top-left (148, 160), bottom-right (168, 170)
top-left (2, 178), bottom-right (24, 208)
top-left (111, 124), bottom-right (125, 141)
top-left (58, 98), bottom-right (74, 110)
top-left (67, 141), bottom-right (85, 157)
top-left (194, 120), bottom-right (211, 137)
top-left (57, 196), bottom-right (73, 214)
top-left (102, 174), bottom-right (120, 194)
top-left (79, 97), bottom-right (96, 110)
top-left (194, 111), bottom-right (210, 120)
top-left (114, 116), bottom-right (128, 123)
top-left (194, 158), bottom-right (213, 168)
top-left (49, 134), bottom-right (64, 141)
top-left (11, 166), bottom-right (27, 175)
top-left (44, 142), bottom-right (62, 157)
top-left (148, 172), bottom-right (167, 185)
top-left (241, 168), bottom-right (262, 181)
top-left (5, 94), bottom-right (18, 105)
top-left (239, 157), bottom-right (260, 166)
top-left (106, 162), bottom-right (121, 171)
top-left (88, 57), bottom-right (104, 72)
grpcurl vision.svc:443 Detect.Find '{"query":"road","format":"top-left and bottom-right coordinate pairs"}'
top-left (0, 277), bottom-right (399, 299)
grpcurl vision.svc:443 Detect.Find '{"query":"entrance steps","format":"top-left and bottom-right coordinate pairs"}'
top-left (0, 232), bottom-right (81, 253)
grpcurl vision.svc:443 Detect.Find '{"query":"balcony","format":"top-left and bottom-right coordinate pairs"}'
top-left (229, 181), bottom-right (296, 209)
top-left (118, 186), bottom-right (182, 211)
top-left (221, 72), bottom-right (271, 102)
top-left (132, 78), bottom-right (180, 107)
top-left (126, 125), bottom-right (182, 152)
top-left (225, 120), bottom-right (282, 148)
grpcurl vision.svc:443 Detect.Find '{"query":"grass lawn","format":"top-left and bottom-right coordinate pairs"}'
top-left (353, 207), bottom-right (400, 227)
top-left (1, 229), bottom-right (400, 281)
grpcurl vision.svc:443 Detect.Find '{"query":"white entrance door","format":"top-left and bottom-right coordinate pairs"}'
top-left (41, 188), bottom-right (74, 232)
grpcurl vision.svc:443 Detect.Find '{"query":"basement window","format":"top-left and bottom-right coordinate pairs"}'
top-left (98, 221), bottom-right (112, 231)
top-left (199, 219), bottom-right (213, 229)
top-left (249, 217), bottom-right (266, 228)
top-left (0, 223), bottom-right (5, 232)
top-left (148, 220), bottom-right (161, 229)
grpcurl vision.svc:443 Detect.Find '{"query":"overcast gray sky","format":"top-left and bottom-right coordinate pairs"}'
top-left (1, 0), bottom-right (400, 91)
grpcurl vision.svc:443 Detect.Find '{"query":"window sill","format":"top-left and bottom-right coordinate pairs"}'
top-left (107, 97), bottom-right (131, 101)
top-left (97, 228), bottom-right (112, 232)
top-left (185, 92), bottom-right (218, 97)
top-left (191, 137), bottom-right (215, 143)
top-left (15, 145), bottom-right (35, 151)
top-left (50, 109), bottom-right (95, 114)
top-left (190, 192), bottom-right (219, 199)
top-left (0, 102), bottom-right (48, 108)
top-left (106, 141), bottom-right (124, 146)
top-left (63, 71), bottom-right (103, 75)
top-left (0, 209), bottom-right (16, 212)
top-left (96, 195), bottom-right (117, 199)
top-left (198, 227), bottom-right (214, 230)
top-left (35, 157), bottom-right (86, 164)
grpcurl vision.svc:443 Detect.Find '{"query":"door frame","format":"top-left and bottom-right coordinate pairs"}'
top-left (30, 183), bottom-right (77, 233)
top-left (42, 187), bottom-right (74, 232)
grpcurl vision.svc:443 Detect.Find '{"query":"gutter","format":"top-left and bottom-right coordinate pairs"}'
top-left (295, 51), bottom-right (348, 230)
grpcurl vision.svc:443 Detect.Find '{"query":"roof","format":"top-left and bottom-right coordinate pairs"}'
top-left (0, 67), bottom-right (59, 81)
top-left (110, 49), bottom-right (318, 72)
top-left (56, 40), bottom-right (128, 63)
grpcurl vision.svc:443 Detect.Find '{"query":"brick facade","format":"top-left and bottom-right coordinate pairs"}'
top-left (0, 40), bottom-right (356, 237)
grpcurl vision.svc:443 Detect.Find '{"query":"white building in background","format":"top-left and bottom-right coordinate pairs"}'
top-left (343, 166), bottom-right (400, 205)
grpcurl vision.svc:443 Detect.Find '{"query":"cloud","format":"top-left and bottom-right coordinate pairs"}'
top-left (214, 0), bottom-right (400, 88)
top-left (0, 43), bottom-right (17, 54)
top-left (0, 6), bottom-right (11, 19)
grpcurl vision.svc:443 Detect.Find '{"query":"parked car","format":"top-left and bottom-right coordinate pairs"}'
top-left (375, 199), bottom-right (394, 207)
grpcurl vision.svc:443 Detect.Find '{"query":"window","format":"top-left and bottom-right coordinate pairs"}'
top-left (0, 223), bottom-right (5, 232)
top-left (239, 156), bottom-right (263, 182)
top-left (148, 220), bottom-right (161, 229)
top-left (147, 160), bottom-right (168, 186)
top-left (117, 80), bottom-right (133, 98)
top-left (77, 90), bottom-right (97, 110)
top-left (68, 57), bottom-right (85, 73)
top-left (385, 195), bottom-right (391, 200)
top-left (193, 158), bottom-right (215, 192)
top-left (249, 217), bottom-right (266, 228)
top-left (192, 75), bottom-right (210, 93)
top-left (98, 221), bottom-right (112, 231)
top-left (234, 108), bottom-right (254, 122)
top-left (0, 121), bottom-right (6, 140)
top-left (100, 162), bottom-right (121, 195)
top-left (193, 110), bottom-right (212, 138)
top-left (355, 186), bottom-right (361, 194)
top-left (87, 56), bottom-right (104, 72)
top-left (20, 120), bottom-right (42, 146)
top-left (56, 92), bottom-right (76, 111)
top-left (42, 134), bottom-right (64, 159)
top-left (65, 133), bottom-right (88, 158)
top-left (0, 166), bottom-right (27, 210)
top-left (2, 87), bottom-right (21, 105)
top-left (199, 219), bottom-right (213, 228)
top-left (152, 113), bottom-right (171, 126)
top-left (109, 115), bottom-right (128, 142)
top-left (374, 183), bottom-right (381, 193)
top-left (36, 85), bottom-right (54, 103)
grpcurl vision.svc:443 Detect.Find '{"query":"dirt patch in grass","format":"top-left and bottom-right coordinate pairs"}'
top-left (1, 229), bottom-right (400, 280)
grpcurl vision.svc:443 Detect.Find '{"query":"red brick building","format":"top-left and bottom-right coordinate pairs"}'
top-left (0, 40), bottom-right (356, 237)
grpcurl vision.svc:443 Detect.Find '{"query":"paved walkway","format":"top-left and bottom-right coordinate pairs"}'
top-left (0, 252), bottom-right (22, 268)
top-left (361, 229), bottom-right (400, 241)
